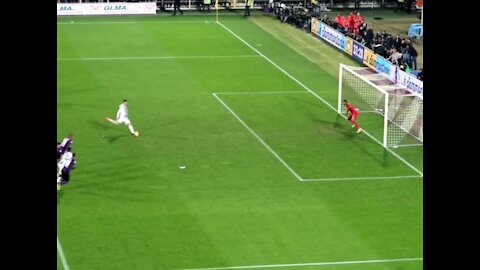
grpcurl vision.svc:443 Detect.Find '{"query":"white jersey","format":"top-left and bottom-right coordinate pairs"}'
top-left (116, 104), bottom-right (128, 119)
top-left (60, 137), bottom-right (71, 147)
top-left (58, 151), bottom-right (73, 171)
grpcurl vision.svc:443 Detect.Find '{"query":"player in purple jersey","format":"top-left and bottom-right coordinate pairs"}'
top-left (57, 142), bottom-right (62, 160)
top-left (58, 134), bottom-right (73, 157)
top-left (57, 153), bottom-right (77, 191)
top-left (57, 147), bottom-right (73, 182)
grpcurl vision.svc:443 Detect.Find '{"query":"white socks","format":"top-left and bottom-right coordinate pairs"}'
top-left (128, 124), bottom-right (135, 134)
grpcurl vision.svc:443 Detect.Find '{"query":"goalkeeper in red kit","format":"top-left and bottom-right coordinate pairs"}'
top-left (344, 99), bottom-right (363, 133)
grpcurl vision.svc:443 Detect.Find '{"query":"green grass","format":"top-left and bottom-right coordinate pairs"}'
top-left (57, 14), bottom-right (422, 270)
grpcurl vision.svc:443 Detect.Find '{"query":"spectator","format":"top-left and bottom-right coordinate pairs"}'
top-left (406, 0), bottom-right (413, 13)
top-left (203, 0), bottom-right (211, 12)
top-left (365, 27), bottom-right (374, 48)
top-left (387, 48), bottom-right (403, 65)
top-left (355, 12), bottom-right (364, 25)
top-left (173, 0), bottom-right (183, 16)
top-left (394, 34), bottom-right (402, 50)
top-left (335, 13), bottom-right (345, 28)
top-left (354, 0), bottom-right (361, 10)
top-left (399, 64), bottom-right (411, 72)
top-left (347, 12), bottom-right (356, 31)
top-left (245, 0), bottom-right (253, 17)
top-left (402, 46), bottom-right (411, 67)
top-left (408, 44), bottom-right (418, 70)
top-left (400, 39), bottom-right (408, 53)
top-left (417, 68), bottom-right (423, 81)
top-left (358, 22), bottom-right (366, 35)
top-left (396, 0), bottom-right (405, 12)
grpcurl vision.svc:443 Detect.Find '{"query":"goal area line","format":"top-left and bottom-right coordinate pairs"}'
top-left (213, 92), bottom-right (422, 182)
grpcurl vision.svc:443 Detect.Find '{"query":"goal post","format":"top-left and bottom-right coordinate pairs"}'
top-left (338, 64), bottom-right (423, 148)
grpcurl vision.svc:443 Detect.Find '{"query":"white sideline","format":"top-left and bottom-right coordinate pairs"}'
top-left (57, 236), bottom-right (71, 270)
top-left (179, 257), bottom-right (423, 270)
top-left (216, 21), bottom-right (423, 177)
top-left (57, 55), bottom-right (261, 61)
top-left (213, 93), bottom-right (303, 181)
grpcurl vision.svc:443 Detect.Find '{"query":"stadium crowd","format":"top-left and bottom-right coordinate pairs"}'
top-left (267, 3), bottom-right (422, 81)
top-left (321, 12), bottom-right (420, 74)
top-left (270, 2), bottom-right (314, 33)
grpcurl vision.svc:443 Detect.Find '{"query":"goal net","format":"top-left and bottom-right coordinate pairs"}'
top-left (338, 64), bottom-right (423, 148)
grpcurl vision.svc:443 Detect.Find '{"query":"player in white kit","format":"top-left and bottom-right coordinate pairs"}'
top-left (57, 147), bottom-right (73, 183)
top-left (105, 99), bottom-right (139, 137)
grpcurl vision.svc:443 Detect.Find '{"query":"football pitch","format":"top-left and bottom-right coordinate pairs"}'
top-left (57, 14), bottom-right (423, 270)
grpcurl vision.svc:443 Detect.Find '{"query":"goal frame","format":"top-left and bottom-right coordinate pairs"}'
top-left (338, 63), bottom-right (423, 148)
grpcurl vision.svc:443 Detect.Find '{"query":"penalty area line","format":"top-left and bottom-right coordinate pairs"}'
top-left (57, 236), bottom-right (71, 270)
top-left (179, 257), bottom-right (423, 270)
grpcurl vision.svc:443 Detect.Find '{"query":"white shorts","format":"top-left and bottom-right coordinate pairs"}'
top-left (117, 117), bottom-right (131, 125)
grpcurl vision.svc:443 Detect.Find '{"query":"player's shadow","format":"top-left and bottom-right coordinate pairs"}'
top-left (382, 147), bottom-right (390, 167)
top-left (104, 134), bottom-right (129, 144)
top-left (88, 120), bottom-right (110, 131)
top-left (344, 130), bottom-right (391, 167)
top-left (332, 113), bottom-right (349, 130)
top-left (290, 95), bottom-right (345, 129)
top-left (87, 120), bottom-right (130, 143)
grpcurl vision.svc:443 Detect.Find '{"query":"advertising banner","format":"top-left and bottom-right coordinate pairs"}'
top-left (311, 18), bottom-right (320, 37)
top-left (319, 23), bottom-right (346, 51)
top-left (375, 56), bottom-right (393, 78)
top-left (345, 37), bottom-right (354, 56)
top-left (363, 48), bottom-right (377, 69)
top-left (352, 41), bottom-right (364, 64)
top-left (57, 3), bottom-right (157, 16)
top-left (395, 69), bottom-right (424, 95)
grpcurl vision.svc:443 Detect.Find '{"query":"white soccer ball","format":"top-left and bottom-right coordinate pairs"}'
top-left (134, 131), bottom-right (139, 137)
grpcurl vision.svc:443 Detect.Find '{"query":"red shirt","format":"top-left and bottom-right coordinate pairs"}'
top-left (335, 16), bottom-right (344, 25)
top-left (348, 15), bottom-right (355, 29)
top-left (345, 103), bottom-right (359, 115)
top-left (355, 15), bottom-right (364, 24)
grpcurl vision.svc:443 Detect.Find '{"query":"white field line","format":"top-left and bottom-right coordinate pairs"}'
top-left (179, 257), bottom-right (423, 270)
top-left (57, 55), bottom-right (261, 61)
top-left (215, 92), bottom-right (422, 183)
top-left (213, 93), bottom-right (303, 181)
top-left (216, 21), bottom-right (423, 177)
top-left (214, 91), bottom-right (306, 95)
top-left (57, 237), bottom-right (71, 270)
top-left (302, 175), bottom-right (423, 182)
top-left (57, 20), bottom-right (215, 25)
